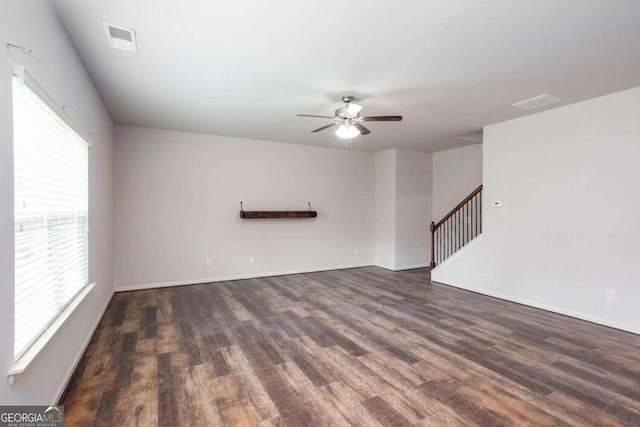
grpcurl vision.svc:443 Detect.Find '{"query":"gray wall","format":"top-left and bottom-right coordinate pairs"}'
top-left (374, 149), bottom-right (433, 270)
top-left (395, 149), bottom-right (432, 269)
top-left (114, 125), bottom-right (375, 289)
top-left (374, 150), bottom-right (397, 269)
top-left (432, 144), bottom-right (482, 221)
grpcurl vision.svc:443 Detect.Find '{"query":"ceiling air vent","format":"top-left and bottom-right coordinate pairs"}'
top-left (104, 23), bottom-right (137, 53)
top-left (511, 94), bottom-right (562, 111)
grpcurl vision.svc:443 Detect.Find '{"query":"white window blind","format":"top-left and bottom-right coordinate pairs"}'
top-left (13, 68), bottom-right (90, 360)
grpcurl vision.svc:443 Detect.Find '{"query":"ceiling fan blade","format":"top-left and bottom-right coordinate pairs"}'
top-left (362, 115), bottom-right (403, 122)
top-left (296, 114), bottom-right (335, 119)
top-left (311, 123), bottom-right (338, 133)
top-left (353, 122), bottom-right (371, 135)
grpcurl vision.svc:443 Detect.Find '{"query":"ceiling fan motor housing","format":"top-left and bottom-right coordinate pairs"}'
top-left (335, 95), bottom-right (362, 119)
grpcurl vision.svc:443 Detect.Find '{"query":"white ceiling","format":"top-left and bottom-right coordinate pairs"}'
top-left (52, 0), bottom-right (640, 152)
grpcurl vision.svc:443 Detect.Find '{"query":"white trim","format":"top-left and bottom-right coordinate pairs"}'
top-left (12, 66), bottom-right (92, 146)
top-left (394, 263), bottom-right (430, 271)
top-left (54, 287), bottom-right (114, 404)
top-left (115, 263), bottom-right (373, 292)
top-left (373, 263), bottom-right (396, 271)
top-left (431, 234), bottom-right (483, 273)
top-left (432, 279), bottom-right (640, 336)
top-left (8, 283), bottom-right (96, 383)
top-left (374, 263), bottom-right (430, 272)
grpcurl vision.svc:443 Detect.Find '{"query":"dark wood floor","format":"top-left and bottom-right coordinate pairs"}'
top-left (62, 267), bottom-right (640, 426)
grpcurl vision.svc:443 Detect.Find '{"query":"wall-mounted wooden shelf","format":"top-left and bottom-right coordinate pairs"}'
top-left (240, 210), bottom-right (317, 219)
top-left (239, 202), bottom-right (318, 219)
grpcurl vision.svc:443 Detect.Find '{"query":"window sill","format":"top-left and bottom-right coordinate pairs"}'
top-left (7, 283), bottom-right (95, 385)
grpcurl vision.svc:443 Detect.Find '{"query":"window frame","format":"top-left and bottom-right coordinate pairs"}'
top-left (8, 66), bottom-right (95, 382)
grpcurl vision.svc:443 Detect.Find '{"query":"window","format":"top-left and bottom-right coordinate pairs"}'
top-left (13, 68), bottom-right (90, 360)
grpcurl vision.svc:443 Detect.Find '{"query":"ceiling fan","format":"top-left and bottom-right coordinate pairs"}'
top-left (297, 95), bottom-right (403, 139)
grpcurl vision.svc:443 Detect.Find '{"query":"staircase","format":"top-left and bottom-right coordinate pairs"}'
top-left (430, 185), bottom-right (483, 268)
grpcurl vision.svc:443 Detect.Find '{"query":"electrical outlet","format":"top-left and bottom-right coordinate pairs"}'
top-left (605, 290), bottom-right (615, 302)
top-left (355, 249), bottom-right (360, 255)
top-left (486, 268), bottom-right (493, 278)
top-left (249, 257), bottom-right (254, 264)
top-left (205, 259), bottom-right (212, 267)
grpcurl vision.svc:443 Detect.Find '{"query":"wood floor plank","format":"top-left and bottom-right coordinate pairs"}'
top-left (220, 344), bottom-right (280, 421)
top-left (209, 374), bottom-right (258, 426)
top-left (314, 344), bottom-right (426, 423)
top-left (63, 398), bottom-right (100, 427)
top-left (129, 354), bottom-right (158, 406)
top-left (358, 351), bottom-right (480, 426)
top-left (157, 322), bottom-right (179, 354)
top-left (321, 381), bottom-right (385, 427)
top-left (157, 352), bottom-right (181, 427)
top-left (61, 266), bottom-right (640, 426)
top-left (362, 395), bottom-right (414, 427)
top-left (181, 364), bottom-right (223, 426)
top-left (127, 400), bottom-right (157, 427)
top-left (279, 361), bottom-right (352, 426)
top-left (455, 376), bottom-right (569, 427)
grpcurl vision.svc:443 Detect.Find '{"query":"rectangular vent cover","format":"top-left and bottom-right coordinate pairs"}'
top-left (104, 23), bottom-right (137, 53)
top-left (511, 94), bottom-right (562, 111)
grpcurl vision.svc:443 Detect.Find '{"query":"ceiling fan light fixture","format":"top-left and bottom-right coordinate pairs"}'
top-left (335, 124), bottom-right (360, 139)
top-left (297, 95), bottom-right (402, 138)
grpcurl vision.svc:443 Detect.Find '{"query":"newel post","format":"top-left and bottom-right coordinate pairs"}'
top-left (429, 221), bottom-right (436, 269)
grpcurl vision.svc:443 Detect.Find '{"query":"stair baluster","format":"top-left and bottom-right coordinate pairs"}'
top-left (430, 185), bottom-right (483, 268)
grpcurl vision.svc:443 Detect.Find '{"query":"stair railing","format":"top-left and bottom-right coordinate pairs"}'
top-left (430, 185), bottom-right (483, 268)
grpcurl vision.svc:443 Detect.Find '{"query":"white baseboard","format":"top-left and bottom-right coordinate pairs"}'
top-left (394, 263), bottom-right (430, 271)
top-left (373, 262), bottom-right (395, 271)
top-left (54, 288), bottom-right (114, 404)
top-left (374, 263), bottom-right (430, 272)
top-left (432, 279), bottom-right (640, 336)
top-left (115, 263), bottom-right (373, 292)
